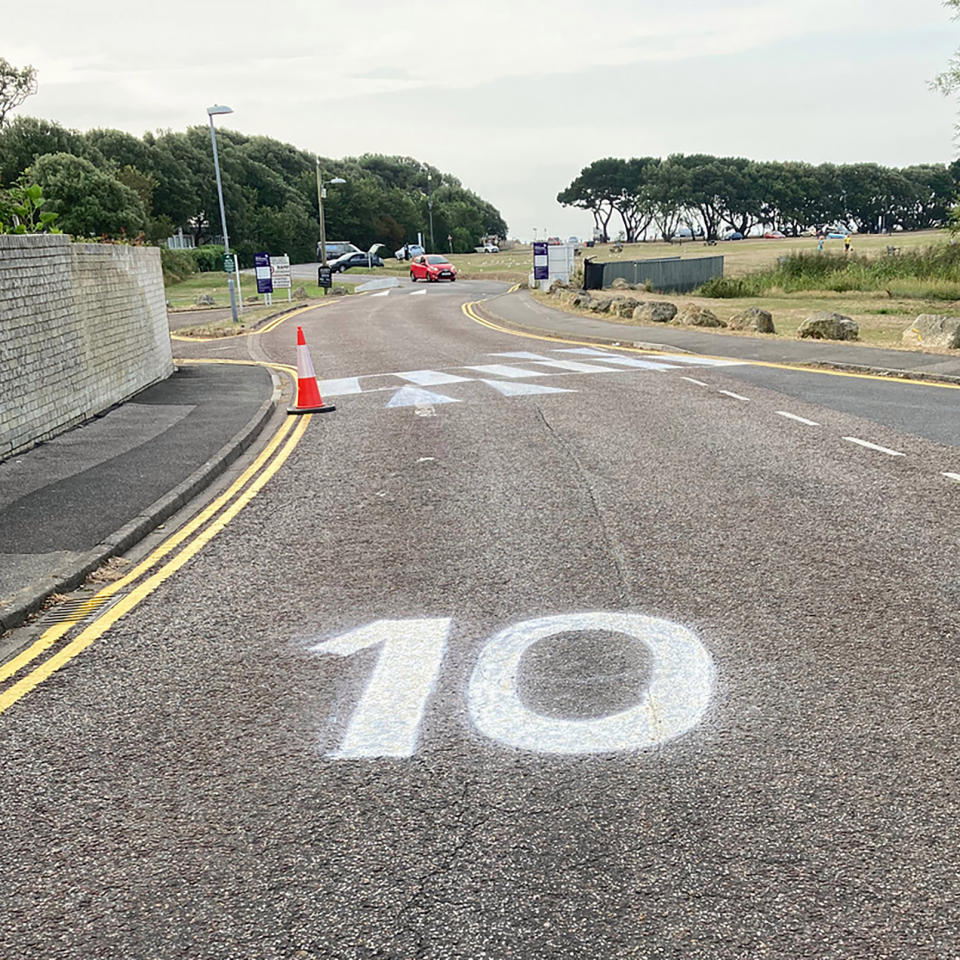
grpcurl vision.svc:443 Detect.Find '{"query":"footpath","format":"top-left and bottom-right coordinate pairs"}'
top-left (481, 290), bottom-right (960, 383)
top-left (0, 361), bottom-right (275, 632)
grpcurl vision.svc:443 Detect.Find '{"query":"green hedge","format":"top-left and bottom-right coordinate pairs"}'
top-left (161, 244), bottom-right (226, 283)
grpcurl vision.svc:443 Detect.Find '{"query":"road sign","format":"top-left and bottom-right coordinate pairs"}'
top-left (254, 252), bottom-right (273, 294)
top-left (271, 254), bottom-right (291, 289)
top-left (222, 253), bottom-right (236, 273)
top-left (318, 265), bottom-right (332, 289)
top-left (533, 241), bottom-right (548, 280)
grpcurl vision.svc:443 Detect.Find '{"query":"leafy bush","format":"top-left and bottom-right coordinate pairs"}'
top-left (161, 248), bottom-right (197, 283)
top-left (193, 244), bottom-right (225, 272)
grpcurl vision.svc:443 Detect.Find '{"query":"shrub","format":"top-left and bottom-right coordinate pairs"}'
top-left (160, 247), bottom-right (197, 283)
top-left (193, 244), bottom-right (225, 272)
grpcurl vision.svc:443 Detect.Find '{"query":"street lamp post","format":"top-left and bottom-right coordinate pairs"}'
top-left (206, 104), bottom-right (239, 324)
top-left (315, 157), bottom-right (345, 295)
top-left (426, 172), bottom-right (435, 251)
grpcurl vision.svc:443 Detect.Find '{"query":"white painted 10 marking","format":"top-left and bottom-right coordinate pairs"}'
top-left (309, 611), bottom-right (714, 758)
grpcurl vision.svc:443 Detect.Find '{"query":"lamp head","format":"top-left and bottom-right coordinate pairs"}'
top-left (329, 177), bottom-right (346, 185)
top-left (206, 104), bottom-right (233, 116)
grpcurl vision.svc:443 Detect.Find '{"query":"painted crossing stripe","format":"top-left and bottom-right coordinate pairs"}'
top-left (480, 380), bottom-right (575, 397)
top-left (317, 377), bottom-right (362, 396)
top-left (464, 364), bottom-right (548, 379)
top-left (396, 369), bottom-right (472, 386)
top-left (531, 359), bottom-right (619, 374)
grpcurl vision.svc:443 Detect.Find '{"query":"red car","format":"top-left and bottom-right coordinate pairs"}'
top-left (410, 254), bottom-right (457, 282)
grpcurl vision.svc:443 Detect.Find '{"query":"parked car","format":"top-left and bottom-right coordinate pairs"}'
top-left (317, 240), bottom-right (361, 262)
top-left (482, 243), bottom-right (500, 253)
top-left (395, 243), bottom-right (426, 260)
top-left (409, 254), bottom-right (457, 282)
top-left (722, 231), bottom-right (744, 241)
top-left (763, 230), bottom-right (786, 239)
top-left (330, 250), bottom-right (384, 272)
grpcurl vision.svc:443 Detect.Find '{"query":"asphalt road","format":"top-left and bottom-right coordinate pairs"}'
top-left (2, 279), bottom-right (959, 958)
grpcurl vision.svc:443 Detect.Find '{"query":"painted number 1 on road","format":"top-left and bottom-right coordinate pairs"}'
top-left (309, 612), bottom-right (714, 758)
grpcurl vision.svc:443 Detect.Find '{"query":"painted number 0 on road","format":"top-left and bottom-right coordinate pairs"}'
top-left (309, 612), bottom-right (714, 758)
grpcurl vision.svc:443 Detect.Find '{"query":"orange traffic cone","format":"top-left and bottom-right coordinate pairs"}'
top-left (287, 326), bottom-right (336, 415)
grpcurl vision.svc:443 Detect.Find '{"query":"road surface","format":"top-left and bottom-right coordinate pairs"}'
top-left (2, 278), bottom-right (958, 959)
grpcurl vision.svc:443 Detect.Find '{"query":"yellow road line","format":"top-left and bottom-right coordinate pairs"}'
top-left (0, 360), bottom-right (297, 688)
top-left (463, 301), bottom-right (960, 391)
top-left (0, 415), bottom-right (310, 716)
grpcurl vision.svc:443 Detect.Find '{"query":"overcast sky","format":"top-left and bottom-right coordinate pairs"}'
top-left (5, 0), bottom-right (959, 239)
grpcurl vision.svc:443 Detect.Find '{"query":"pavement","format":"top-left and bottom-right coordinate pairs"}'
top-left (2, 280), bottom-right (960, 957)
top-left (0, 361), bottom-right (275, 632)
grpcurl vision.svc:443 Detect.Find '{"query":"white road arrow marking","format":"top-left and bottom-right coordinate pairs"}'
top-left (410, 289), bottom-right (427, 296)
top-left (370, 290), bottom-right (390, 298)
top-left (386, 385), bottom-right (461, 408)
top-left (480, 380), bottom-right (576, 397)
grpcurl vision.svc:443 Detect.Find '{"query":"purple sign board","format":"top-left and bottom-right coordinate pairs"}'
top-left (533, 241), bottom-right (549, 280)
top-left (254, 252), bottom-right (273, 294)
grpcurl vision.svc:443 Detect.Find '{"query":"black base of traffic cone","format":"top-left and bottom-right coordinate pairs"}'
top-left (287, 403), bottom-right (336, 415)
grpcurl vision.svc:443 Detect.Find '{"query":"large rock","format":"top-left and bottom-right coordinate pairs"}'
top-left (613, 297), bottom-right (641, 318)
top-left (902, 314), bottom-right (960, 349)
top-left (610, 277), bottom-right (633, 290)
top-left (590, 298), bottom-right (612, 313)
top-left (194, 293), bottom-right (215, 306)
top-left (797, 311), bottom-right (859, 341)
top-left (728, 307), bottom-right (775, 333)
top-left (676, 303), bottom-right (726, 328)
top-left (570, 291), bottom-right (594, 309)
top-left (632, 301), bottom-right (677, 323)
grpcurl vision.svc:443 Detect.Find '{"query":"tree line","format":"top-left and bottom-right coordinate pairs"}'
top-left (558, 155), bottom-right (960, 243)
top-left (0, 116), bottom-right (508, 261)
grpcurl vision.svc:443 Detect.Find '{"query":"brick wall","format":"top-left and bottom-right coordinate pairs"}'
top-left (0, 235), bottom-right (173, 459)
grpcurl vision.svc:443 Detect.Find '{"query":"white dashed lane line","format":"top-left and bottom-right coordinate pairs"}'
top-left (718, 390), bottom-right (751, 402)
top-left (843, 436), bottom-right (905, 457)
top-left (943, 472), bottom-right (960, 483)
top-left (681, 376), bottom-right (709, 387)
top-left (776, 411), bottom-right (820, 426)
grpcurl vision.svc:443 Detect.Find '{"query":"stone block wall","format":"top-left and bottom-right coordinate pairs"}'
top-left (0, 235), bottom-right (173, 459)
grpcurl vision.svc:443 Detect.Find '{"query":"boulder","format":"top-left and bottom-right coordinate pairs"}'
top-left (614, 297), bottom-right (641, 318)
top-left (632, 301), bottom-right (677, 323)
top-left (293, 285), bottom-right (308, 300)
top-left (901, 314), bottom-right (960, 349)
top-left (676, 303), bottom-right (726, 328)
top-left (590, 298), bottom-right (612, 313)
top-left (194, 293), bottom-right (215, 306)
top-left (797, 311), bottom-right (859, 341)
top-left (570, 292), bottom-right (594, 309)
top-left (728, 307), bottom-right (775, 333)
top-left (610, 277), bottom-right (633, 290)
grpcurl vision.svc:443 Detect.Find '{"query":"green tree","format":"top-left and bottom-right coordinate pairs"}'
top-left (28, 152), bottom-right (146, 237)
top-left (0, 58), bottom-right (37, 127)
top-left (0, 116), bottom-right (82, 185)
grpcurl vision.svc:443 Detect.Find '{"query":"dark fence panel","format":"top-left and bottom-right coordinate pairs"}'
top-left (583, 256), bottom-right (723, 293)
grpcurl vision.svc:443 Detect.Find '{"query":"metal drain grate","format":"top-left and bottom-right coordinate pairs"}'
top-left (40, 596), bottom-right (113, 625)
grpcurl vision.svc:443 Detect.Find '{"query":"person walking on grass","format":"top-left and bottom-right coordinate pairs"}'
top-left (844, 235), bottom-right (851, 254)
top-left (818, 236), bottom-right (824, 253)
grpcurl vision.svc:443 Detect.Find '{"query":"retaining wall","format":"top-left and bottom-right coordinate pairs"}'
top-left (0, 235), bottom-right (172, 459)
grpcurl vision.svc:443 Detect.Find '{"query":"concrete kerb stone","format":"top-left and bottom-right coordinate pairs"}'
top-left (0, 366), bottom-right (281, 635)
top-left (475, 293), bottom-right (960, 385)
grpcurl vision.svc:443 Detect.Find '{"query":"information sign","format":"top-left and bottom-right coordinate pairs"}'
top-left (533, 241), bottom-right (549, 280)
top-left (318, 265), bottom-right (333, 289)
top-left (222, 252), bottom-right (236, 273)
top-left (254, 252), bottom-right (273, 294)
top-left (271, 254), bottom-right (291, 289)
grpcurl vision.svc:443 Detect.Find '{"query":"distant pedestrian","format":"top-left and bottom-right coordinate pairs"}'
top-left (403, 243), bottom-right (410, 260)
top-left (817, 236), bottom-right (824, 253)
top-left (844, 235), bottom-right (851, 254)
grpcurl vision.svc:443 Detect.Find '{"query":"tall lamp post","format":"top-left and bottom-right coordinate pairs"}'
top-left (426, 172), bottom-right (435, 251)
top-left (206, 104), bottom-right (239, 324)
top-left (315, 157), bottom-right (346, 292)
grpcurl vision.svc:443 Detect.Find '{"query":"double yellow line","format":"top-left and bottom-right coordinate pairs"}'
top-left (0, 365), bottom-right (311, 716)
